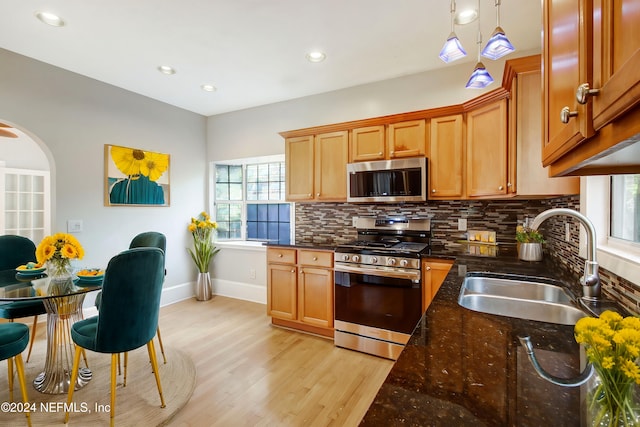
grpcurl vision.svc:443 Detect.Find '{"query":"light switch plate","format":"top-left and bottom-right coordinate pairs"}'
top-left (67, 219), bottom-right (83, 233)
top-left (458, 218), bottom-right (467, 231)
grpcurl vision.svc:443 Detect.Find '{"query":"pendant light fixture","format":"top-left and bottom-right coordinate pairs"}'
top-left (481, 0), bottom-right (515, 60)
top-left (466, 0), bottom-right (494, 89)
top-left (439, 0), bottom-right (467, 63)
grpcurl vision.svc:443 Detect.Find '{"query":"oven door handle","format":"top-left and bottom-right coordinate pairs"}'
top-left (335, 264), bottom-right (421, 281)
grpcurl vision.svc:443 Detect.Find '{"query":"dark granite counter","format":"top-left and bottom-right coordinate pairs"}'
top-left (361, 244), bottom-right (590, 427)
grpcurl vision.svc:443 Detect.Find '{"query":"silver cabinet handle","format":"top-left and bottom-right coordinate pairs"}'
top-left (277, 253), bottom-right (283, 257)
top-left (432, 189), bottom-right (436, 193)
top-left (498, 185), bottom-right (504, 191)
top-left (312, 256), bottom-right (317, 261)
top-left (378, 152), bottom-right (383, 155)
top-left (291, 269), bottom-right (295, 273)
top-left (560, 107), bottom-right (578, 124)
top-left (426, 266), bottom-right (431, 271)
top-left (507, 182), bottom-right (512, 187)
top-left (307, 193), bottom-right (312, 197)
top-left (576, 83), bottom-right (600, 104)
top-left (316, 193), bottom-right (320, 197)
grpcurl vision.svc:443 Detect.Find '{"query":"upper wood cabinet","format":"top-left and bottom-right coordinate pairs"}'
top-left (387, 120), bottom-right (428, 159)
top-left (351, 125), bottom-right (386, 162)
top-left (285, 131), bottom-right (348, 202)
top-left (429, 114), bottom-right (464, 199)
top-left (542, 0), bottom-right (594, 166)
top-left (542, 0), bottom-right (640, 175)
top-left (466, 99), bottom-right (509, 198)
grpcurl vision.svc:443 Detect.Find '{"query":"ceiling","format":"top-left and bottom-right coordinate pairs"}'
top-left (0, 0), bottom-right (542, 117)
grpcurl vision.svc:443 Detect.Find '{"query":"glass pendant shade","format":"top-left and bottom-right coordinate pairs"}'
top-left (465, 62), bottom-right (494, 89)
top-left (481, 26), bottom-right (515, 60)
top-left (439, 32), bottom-right (467, 63)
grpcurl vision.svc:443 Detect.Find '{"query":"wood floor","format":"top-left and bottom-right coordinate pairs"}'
top-left (160, 296), bottom-right (394, 427)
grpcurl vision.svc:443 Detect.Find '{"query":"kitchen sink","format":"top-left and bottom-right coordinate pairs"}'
top-left (458, 273), bottom-right (588, 325)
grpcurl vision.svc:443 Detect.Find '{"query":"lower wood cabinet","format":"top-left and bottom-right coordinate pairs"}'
top-left (422, 259), bottom-right (454, 312)
top-left (267, 247), bottom-right (334, 338)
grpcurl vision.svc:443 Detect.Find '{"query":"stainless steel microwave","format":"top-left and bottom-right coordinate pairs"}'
top-left (347, 157), bottom-right (428, 203)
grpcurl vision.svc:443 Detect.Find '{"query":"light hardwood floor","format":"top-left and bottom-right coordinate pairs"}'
top-left (160, 296), bottom-right (393, 427)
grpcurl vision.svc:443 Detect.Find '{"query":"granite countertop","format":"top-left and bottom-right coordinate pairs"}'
top-left (361, 245), bottom-right (590, 427)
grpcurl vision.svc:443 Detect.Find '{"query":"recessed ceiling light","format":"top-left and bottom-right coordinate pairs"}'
top-left (455, 8), bottom-right (478, 25)
top-left (35, 11), bottom-right (65, 27)
top-left (201, 84), bottom-right (217, 92)
top-left (305, 51), bottom-right (326, 63)
top-left (157, 65), bottom-right (176, 75)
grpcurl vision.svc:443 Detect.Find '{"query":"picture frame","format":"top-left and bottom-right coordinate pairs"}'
top-left (104, 144), bottom-right (170, 206)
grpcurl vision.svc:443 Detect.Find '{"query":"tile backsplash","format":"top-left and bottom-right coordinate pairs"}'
top-left (295, 195), bottom-right (639, 314)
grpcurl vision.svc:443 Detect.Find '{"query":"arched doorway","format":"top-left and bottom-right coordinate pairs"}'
top-left (0, 121), bottom-right (52, 242)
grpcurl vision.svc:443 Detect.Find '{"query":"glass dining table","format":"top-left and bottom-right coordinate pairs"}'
top-left (0, 268), bottom-right (102, 394)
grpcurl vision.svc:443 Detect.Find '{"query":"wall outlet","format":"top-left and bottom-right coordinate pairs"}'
top-left (67, 219), bottom-right (83, 233)
top-left (458, 218), bottom-right (467, 231)
top-left (565, 223), bottom-right (571, 242)
top-left (249, 268), bottom-right (256, 280)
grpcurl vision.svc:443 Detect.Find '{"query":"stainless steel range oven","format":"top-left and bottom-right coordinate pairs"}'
top-left (334, 216), bottom-right (431, 360)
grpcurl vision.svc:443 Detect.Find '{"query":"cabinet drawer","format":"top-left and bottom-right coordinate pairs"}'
top-left (299, 250), bottom-right (333, 268)
top-left (267, 247), bottom-right (297, 264)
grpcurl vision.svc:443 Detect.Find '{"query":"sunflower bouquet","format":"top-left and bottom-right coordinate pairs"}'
top-left (515, 225), bottom-right (544, 243)
top-left (575, 311), bottom-right (640, 426)
top-left (187, 212), bottom-right (220, 273)
top-left (36, 233), bottom-right (85, 277)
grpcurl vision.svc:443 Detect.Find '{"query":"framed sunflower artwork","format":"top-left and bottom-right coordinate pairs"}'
top-left (104, 144), bottom-right (170, 206)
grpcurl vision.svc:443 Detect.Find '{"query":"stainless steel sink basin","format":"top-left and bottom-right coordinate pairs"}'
top-left (458, 273), bottom-right (588, 325)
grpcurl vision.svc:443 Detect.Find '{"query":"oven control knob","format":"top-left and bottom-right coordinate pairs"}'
top-left (352, 255), bottom-right (360, 263)
top-left (342, 254), bottom-right (350, 261)
top-left (370, 256), bottom-right (378, 264)
top-left (400, 259), bottom-right (409, 267)
top-left (387, 258), bottom-right (396, 266)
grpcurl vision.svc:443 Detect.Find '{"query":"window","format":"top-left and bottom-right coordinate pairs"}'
top-left (213, 156), bottom-right (292, 244)
top-left (610, 175), bottom-right (640, 244)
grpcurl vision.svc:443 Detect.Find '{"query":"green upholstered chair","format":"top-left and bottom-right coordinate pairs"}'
top-left (0, 322), bottom-right (32, 426)
top-left (65, 247), bottom-right (166, 427)
top-left (0, 235), bottom-right (47, 363)
top-left (95, 231), bottom-right (167, 363)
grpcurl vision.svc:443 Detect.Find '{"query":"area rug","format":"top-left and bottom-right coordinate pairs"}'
top-left (0, 344), bottom-right (196, 426)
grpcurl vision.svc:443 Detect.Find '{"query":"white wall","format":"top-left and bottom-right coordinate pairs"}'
top-left (0, 48), bottom-right (207, 305)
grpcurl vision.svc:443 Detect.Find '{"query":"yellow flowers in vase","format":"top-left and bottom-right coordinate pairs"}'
top-left (575, 311), bottom-right (640, 426)
top-left (187, 212), bottom-right (220, 273)
top-left (36, 233), bottom-right (85, 277)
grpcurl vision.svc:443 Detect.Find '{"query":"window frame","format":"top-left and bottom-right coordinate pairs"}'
top-left (582, 176), bottom-right (640, 286)
top-left (209, 154), bottom-right (294, 244)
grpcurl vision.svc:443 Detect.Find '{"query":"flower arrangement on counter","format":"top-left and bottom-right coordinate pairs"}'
top-left (187, 212), bottom-right (220, 273)
top-left (575, 311), bottom-right (640, 426)
top-left (515, 225), bottom-right (544, 243)
top-left (36, 233), bottom-right (85, 277)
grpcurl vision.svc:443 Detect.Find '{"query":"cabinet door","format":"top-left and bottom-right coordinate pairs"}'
top-left (267, 263), bottom-right (297, 320)
top-left (314, 131), bottom-right (348, 201)
top-left (387, 120), bottom-right (427, 159)
top-left (351, 125), bottom-right (386, 162)
top-left (429, 115), bottom-right (464, 199)
top-left (591, 0), bottom-right (640, 130)
top-left (542, 0), bottom-right (594, 165)
top-left (466, 99), bottom-right (508, 198)
top-left (285, 136), bottom-right (314, 201)
top-left (298, 267), bottom-right (333, 328)
top-left (422, 260), bottom-right (453, 311)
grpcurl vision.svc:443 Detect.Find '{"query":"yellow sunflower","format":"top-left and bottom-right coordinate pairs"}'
top-left (139, 151), bottom-right (169, 182)
top-left (110, 146), bottom-right (144, 176)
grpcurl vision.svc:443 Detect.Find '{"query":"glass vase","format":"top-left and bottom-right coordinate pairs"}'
top-left (46, 259), bottom-right (74, 295)
top-left (586, 367), bottom-right (640, 427)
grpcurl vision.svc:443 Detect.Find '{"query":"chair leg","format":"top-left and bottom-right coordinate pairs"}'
top-left (82, 348), bottom-right (89, 369)
top-left (7, 357), bottom-right (13, 402)
top-left (14, 354), bottom-right (32, 427)
top-left (26, 316), bottom-right (38, 363)
top-left (146, 340), bottom-right (166, 408)
top-left (110, 353), bottom-right (117, 427)
top-left (64, 344), bottom-right (84, 424)
top-left (123, 352), bottom-right (128, 387)
top-left (156, 325), bottom-right (167, 364)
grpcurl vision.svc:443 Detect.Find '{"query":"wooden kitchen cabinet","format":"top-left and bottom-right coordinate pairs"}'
top-left (387, 120), bottom-right (427, 159)
top-left (542, 0), bottom-right (640, 175)
top-left (466, 99), bottom-right (509, 198)
top-left (351, 125), bottom-right (386, 162)
top-left (428, 114), bottom-right (464, 199)
top-left (422, 259), bottom-right (453, 312)
top-left (267, 247), bottom-right (334, 337)
top-left (285, 131), bottom-right (348, 202)
top-left (503, 56), bottom-right (579, 196)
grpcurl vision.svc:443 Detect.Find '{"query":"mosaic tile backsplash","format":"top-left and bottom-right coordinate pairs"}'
top-left (295, 195), bottom-right (640, 314)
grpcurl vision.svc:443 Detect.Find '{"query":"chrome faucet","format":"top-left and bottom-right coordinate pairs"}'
top-left (530, 208), bottom-right (601, 301)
